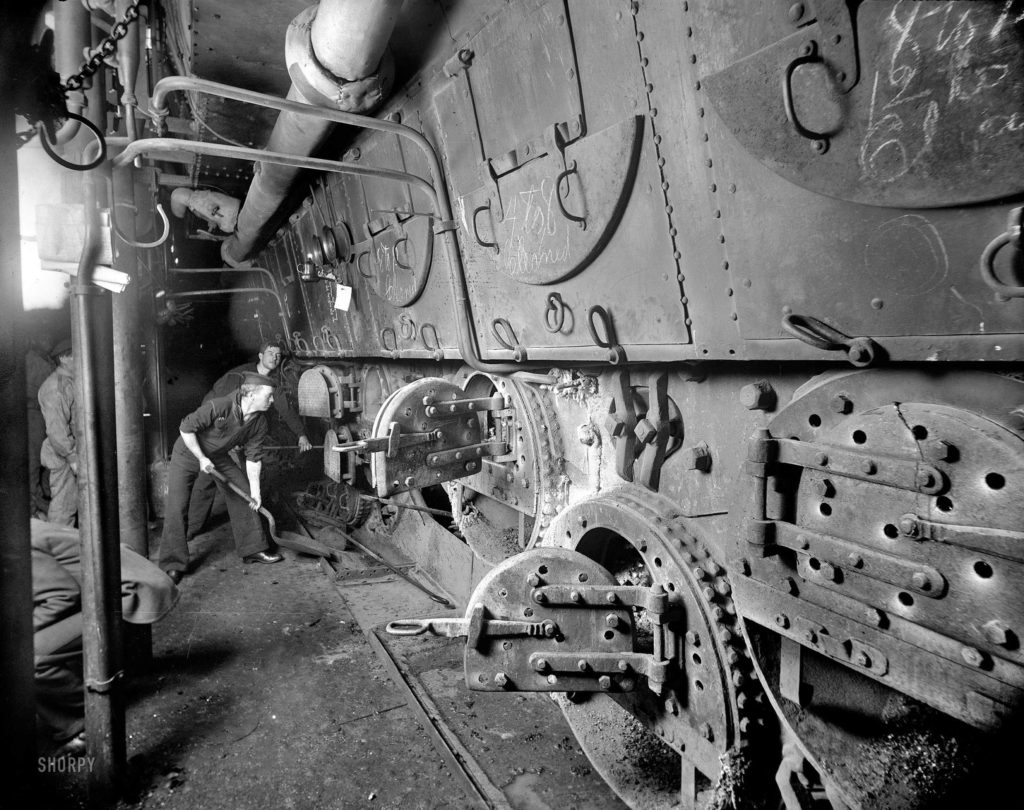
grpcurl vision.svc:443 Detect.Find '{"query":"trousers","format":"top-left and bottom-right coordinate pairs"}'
top-left (42, 451), bottom-right (77, 526)
top-left (35, 635), bottom-right (85, 744)
top-left (159, 443), bottom-right (268, 573)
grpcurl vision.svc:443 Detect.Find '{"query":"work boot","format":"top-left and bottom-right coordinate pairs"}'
top-left (243, 551), bottom-right (283, 564)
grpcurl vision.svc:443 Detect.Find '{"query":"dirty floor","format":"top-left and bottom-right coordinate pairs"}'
top-left (34, 519), bottom-right (627, 810)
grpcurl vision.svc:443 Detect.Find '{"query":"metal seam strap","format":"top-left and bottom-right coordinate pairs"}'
top-left (86, 669), bottom-right (125, 694)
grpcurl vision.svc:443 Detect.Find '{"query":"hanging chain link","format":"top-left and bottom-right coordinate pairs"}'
top-left (63, 0), bottom-right (142, 92)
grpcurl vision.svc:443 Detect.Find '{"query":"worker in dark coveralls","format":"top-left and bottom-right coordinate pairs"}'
top-left (26, 337), bottom-right (56, 517)
top-left (37, 338), bottom-right (78, 525)
top-left (186, 339), bottom-right (312, 542)
top-left (33, 519), bottom-right (179, 752)
top-left (159, 371), bottom-right (284, 584)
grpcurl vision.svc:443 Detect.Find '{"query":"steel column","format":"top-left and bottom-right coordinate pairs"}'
top-left (112, 172), bottom-right (148, 556)
top-left (73, 169), bottom-right (126, 801)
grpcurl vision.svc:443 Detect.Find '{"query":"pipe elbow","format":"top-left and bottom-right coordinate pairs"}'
top-left (284, 4), bottom-right (396, 114)
top-left (221, 238), bottom-right (246, 268)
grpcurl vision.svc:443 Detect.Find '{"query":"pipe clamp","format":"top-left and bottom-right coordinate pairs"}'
top-left (285, 5), bottom-right (395, 113)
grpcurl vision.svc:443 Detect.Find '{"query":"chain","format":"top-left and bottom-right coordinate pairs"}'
top-left (64, 0), bottom-right (142, 92)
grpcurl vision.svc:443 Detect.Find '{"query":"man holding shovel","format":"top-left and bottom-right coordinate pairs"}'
top-left (158, 371), bottom-right (284, 584)
top-left (186, 339), bottom-right (312, 542)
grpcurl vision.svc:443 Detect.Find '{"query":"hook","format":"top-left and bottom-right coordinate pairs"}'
top-left (472, 200), bottom-right (500, 253)
top-left (420, 323), bottom-right (443, 361)
top-left (492, 318), bottom-right (527, 362)
top-left (111, 201), bottom-right (171, 249)
top-left (781, 313), bottom-right (879, 367)
top-left (555, 160), bottom-right (586, 229)
top-left (586, 305), bottom-right (625, 364)
top-left (37, 113), bottom-right (106, 171)
top-left (544, 292), bottom-right (569, 333)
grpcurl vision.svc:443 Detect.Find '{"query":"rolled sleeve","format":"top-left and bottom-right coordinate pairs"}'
top-left (180, 399), bottom-right (219, 435)
top-left (241, 416), bottom-right (269, 463)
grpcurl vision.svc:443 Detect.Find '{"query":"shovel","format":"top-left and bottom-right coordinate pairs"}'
top-left (208, 469), bottom-right (337, 559)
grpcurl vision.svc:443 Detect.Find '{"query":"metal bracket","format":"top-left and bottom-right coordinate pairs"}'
top-left (786, 0), bottom-right (860, 93)
top-left (332, 421), bottom-right (438, 459)
top-left (635, 372), bottom-right (671, 492)
top-left (605, 370), bottom-right (638, 483)
top-left (791, 616), bottom-right (888, 677)
top-left (387, 604), bottom-right (558, 650)
top-left (773, 436), bottom-right (945, 495)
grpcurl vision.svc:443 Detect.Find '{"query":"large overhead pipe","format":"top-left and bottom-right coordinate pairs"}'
top-left (221, 0), bottom-right (401, 266)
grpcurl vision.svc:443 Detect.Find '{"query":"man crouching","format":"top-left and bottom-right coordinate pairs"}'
top-left (159, 372), bottom-right (283, 583)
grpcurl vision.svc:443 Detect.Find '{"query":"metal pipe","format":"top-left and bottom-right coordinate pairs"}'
top-left (111, 167), bottom-right (153, 674)
top-left (147, 79), bottom-right (526, 375)
top-left (112, 172), bottom-right (148, 557)
top-left (152, 76), bottom-right (425, 147)
top-left (0, 59), bottom-right (36, 807)
top-left (169, 265), bottom-right (280, 295)
top-left (73, 165), bottom-right (126, 800)
top-left (115, 0), bottom-right (141, 144)
top-left (53, 0), bottom-right (91, 144)
top-left (161, 288), bottom-right (292, 348)
top-left (113, 137), bottom-right (435, 199)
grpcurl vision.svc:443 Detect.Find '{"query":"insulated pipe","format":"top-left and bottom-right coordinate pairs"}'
top-left (311, 0), bottom-right (401, 79)
top-left (222, 0), bottom-right (402, 265)
top-left (54, 0), bottom-right (90, 144)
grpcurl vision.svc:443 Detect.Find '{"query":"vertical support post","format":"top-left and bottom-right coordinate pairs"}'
top-left (73, 173), bottom-right (126, 801)
top-left (111, 171), bottom-right (148, 555)
top-left (0, 27), bottom-right (37, 804)
top-left (112, 169), bottom-right (152, 665)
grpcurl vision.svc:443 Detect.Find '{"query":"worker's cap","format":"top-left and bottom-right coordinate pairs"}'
top-left (50, 338), bottom-right (73, 359)
top-left (242, 371), bottom-right (276, 388)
